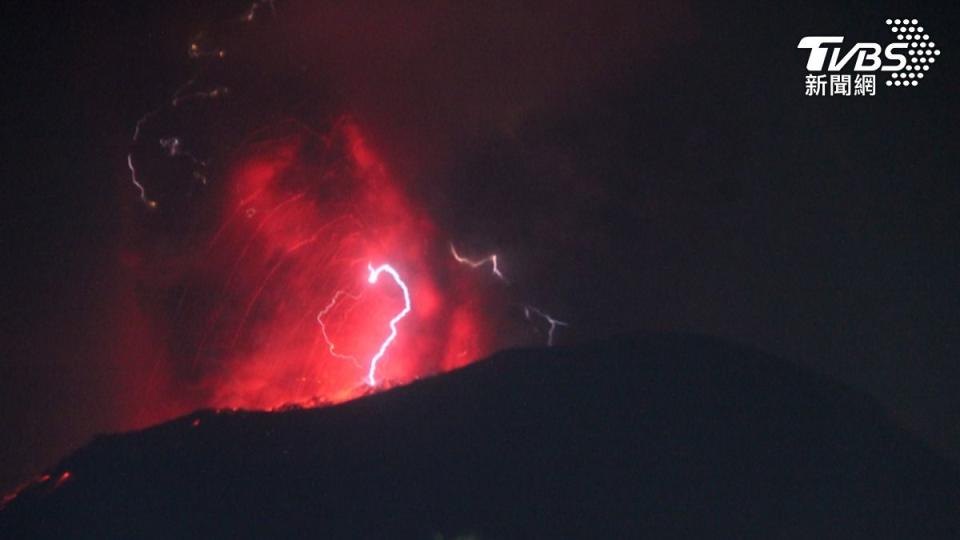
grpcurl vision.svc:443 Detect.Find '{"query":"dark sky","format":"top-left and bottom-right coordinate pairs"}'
top-left (2, 0), bottom-right (959, 493)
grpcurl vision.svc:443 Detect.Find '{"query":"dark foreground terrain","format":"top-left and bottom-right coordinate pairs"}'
top-left (2, 334), bottom-right (959, 538)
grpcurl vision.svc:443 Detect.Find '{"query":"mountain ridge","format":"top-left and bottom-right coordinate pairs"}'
top-left (3, 333), bottom-right (958, 538)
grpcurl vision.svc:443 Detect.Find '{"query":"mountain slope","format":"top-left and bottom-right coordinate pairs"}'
top-left (2, 334), bottom-right (959, 538)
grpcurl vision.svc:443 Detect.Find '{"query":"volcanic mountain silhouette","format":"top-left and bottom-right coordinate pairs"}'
top-left (2, 334), bottom-right (959, 538)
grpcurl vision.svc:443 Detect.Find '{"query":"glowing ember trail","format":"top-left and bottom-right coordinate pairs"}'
top-left (365, 263), bottom-right (412, 387)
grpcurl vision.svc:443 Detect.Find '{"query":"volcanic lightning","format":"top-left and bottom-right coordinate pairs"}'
top-left (524, 305), bottom-right (569, 346)
top-left (126, 153), bottom-right (156, 208)
top-left (313, 263), bottom-right (414, 388)
top-left (315, 290), bottom-right (363, 367)
top-left (365, 263), bottom-right (412, 387)
top-left (450, 243), bottom-right (507, 282)
top-left (116, 0), bottom-right (569, 417)
top-left (450, 243), bottom-right (569, 346)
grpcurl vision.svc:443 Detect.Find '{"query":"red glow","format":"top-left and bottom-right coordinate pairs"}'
top-left (53, 471), bottom-right (72, 489)
top-left (0, 472), bottom-right (72, 510)
top-left (129, 118), bottom-right (503, 413)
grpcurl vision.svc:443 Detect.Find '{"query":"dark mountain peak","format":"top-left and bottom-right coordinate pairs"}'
top-left (3, 334), bottom-right (959, 538)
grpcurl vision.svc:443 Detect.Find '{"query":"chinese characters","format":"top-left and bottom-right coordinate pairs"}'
top-left (804, 74), bottom-right (876, 96)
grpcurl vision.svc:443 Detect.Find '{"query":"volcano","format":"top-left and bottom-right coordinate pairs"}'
top-left (2, 334), bottom-right (958, 538)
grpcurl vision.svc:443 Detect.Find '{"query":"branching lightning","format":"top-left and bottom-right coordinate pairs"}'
top-left (313, 263), bottom-right (412, 388)
top-left (125, 0), bottom-right (270, 209)
top-left (365, 263), bottom-right (411, 387)
top-left (450, 243), bottom-right (507, 282)
top-left (127, 82), bottom-right (225, 207)
top-left (449, 242), bottom-right (568, 346)
top-left (315, 290), bottom-right (363, 367)
top-left (119, 0), bottom-right (574, 412)
top-left (524, 305), bottom-right (569, 346)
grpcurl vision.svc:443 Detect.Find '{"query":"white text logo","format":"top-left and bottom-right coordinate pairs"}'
top-left (798, 19), bottom-right (940, 95)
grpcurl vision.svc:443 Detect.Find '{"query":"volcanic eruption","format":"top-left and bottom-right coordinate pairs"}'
top-left (114, 1), bottom-right (568, 420)
top-left (126, 109), bottom-right (566, 415)
top-left (6, 1), bottom-right (960, 536)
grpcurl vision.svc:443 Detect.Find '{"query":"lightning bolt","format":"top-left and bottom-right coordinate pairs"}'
top-left (450, 243), bottom-right (507, 282)
top-left (450, 241), bottom-right (568, 345)
top-left (127, 85), bottom-right (224, 207)
top-left (315, 290), bottom-right (363, 367)
top-left (365, 263), bottom-right (411, 387)
top-left (524, 305), bottom-right (568, 346)
top-left (126, 0), bottom-right (269, 208)
top-left (127, 153), bottom-right (157, 209)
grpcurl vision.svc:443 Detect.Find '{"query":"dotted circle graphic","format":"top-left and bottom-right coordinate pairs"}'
top-left (885, 18), bottom-right (939, 88)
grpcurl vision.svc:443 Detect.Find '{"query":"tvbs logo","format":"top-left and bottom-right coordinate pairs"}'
top-left (798, 18), bottom-right (940, 96)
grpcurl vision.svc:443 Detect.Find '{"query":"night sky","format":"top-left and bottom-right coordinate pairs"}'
top-left (2, 0), bottom-right (959, 493)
